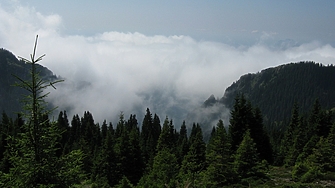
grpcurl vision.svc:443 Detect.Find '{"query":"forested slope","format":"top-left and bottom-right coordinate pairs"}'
top-left (221, 62), bottom-right (335, 123)
top-left (0, 48), bottom-right (57, 117)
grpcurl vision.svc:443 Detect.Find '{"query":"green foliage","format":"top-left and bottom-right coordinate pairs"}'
top-left (115, 176), bottom-right (134, 188)
top-left (91, 124), bottom-right (118, 187)
top-left (292, 162), bottom-right (309, 181)
top-left (140, 109), bottom-right (161, 171)
top-left (281, 102), bottom-right (301, 166)
top-left (229, 94), bottom-right (273, 163)
top-left (300, 166), bottom-right (321, 183)
top-left (229, 94), bottom-right (251, 152)
top-left (0, 48), bottom-right (57, 118)
top-left (233, 130), bottom-right (267, 181)
top-left (156, 117), bottom-right (176, 152)
top-left (179, 123), bottom-right (206, 187)
top-left (176, 121), bottom-right (189, 165)
top-left (203, 119), bottom-right (233, 186)
top-left (1, 36), bottom-right (84, 187)
top-left (222, 62), bottom-right (335, 126)
top-left (149, 149), bottom-right (179, 187)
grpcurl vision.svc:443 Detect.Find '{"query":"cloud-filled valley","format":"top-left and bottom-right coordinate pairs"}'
top-left (1, 3), bottom-right (335, 126)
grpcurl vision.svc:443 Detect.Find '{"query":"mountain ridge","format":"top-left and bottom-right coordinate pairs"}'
top-left (190, 61), bottom-right (335, 131)
top-left (0, 48), bottom-right (58, 117)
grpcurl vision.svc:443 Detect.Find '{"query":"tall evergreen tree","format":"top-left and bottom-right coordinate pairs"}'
top-left (156, 117), bottom-right (175, 152)
top-left (229, 94), bottom-right (252, 152)
top-left (203, 119), bottom-right (233, 187)
top-left (176, 121), bottom-right (189, 165)
top-left (0, 112), bottom-right (14, 174)
top-left (140, 109), bottom-right (161, 170)
top-left (69, 114), bottom-right (81, 148)
top-left (101, 120), bottom-right (108, 142)
top-left (281, 102), bottom-right (300, 166)
top-left (295, 100), bottom-right (323, 163)
top-left (56, 110), bottom-right (70, 156)
top-left (180, 123), bottom-right (206, 187)
top-left (140, 148), bottom-right (179, 188)
top-left (233, 130), bottom-right (267, 182)
top-left (1, 36), bottom-right (84, 187)
top-left (304, 122), bottom-right (335, 174)
top-left (249, 107), bottom-right (272, 163)
top-left (228, 94), bottom-right (272, 164)
top-left (91, 124), bottom-right (118, 187)
top-left (126, 118), bottom-right (144, 185)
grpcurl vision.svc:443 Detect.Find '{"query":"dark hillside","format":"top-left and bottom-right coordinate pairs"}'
top-left (220, 62), bottom-right (335, 124)
top-left (0, 48), bottom-right (57, 117)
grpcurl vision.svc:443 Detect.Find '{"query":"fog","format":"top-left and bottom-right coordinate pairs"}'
top-left (1, 4), bottom-right (335, 127)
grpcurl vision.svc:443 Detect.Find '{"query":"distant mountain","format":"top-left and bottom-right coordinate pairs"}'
top-left (0, 48), bottom-right (58, 118)
top-left (188, 61), bottom-right (335, 130)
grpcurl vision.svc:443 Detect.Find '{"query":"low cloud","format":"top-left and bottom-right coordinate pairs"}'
top-left (1, 4), bottom-right (335, 126)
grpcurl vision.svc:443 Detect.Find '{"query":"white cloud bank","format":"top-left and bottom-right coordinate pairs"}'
top-left (1, 3), bottom-right (335, 125)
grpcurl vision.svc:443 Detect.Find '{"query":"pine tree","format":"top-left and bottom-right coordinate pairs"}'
top-left (114, 113), bottom-right (130, 179)
top-left (0, 112), bottom-right (15, 174)
top-left (79, 111), bottom-right (98, 174)
top-left (233, 130), bottom-right (266, 182)
top-left (305, 122), bottom-right (335, 174)
top-left (101, 120), bottom-right (108, 142)
top-left (126, 121), bottom-right (144, 185)
top-left (1, 36), bottom-right (84, 187)
top-left (140, 108), bottom-right (153, 167)
top-left (229, 94), bottom-right (252, 153)
top-left (140, 148), bottom-right (179, 188)
top-left (140, 109), bottom-right (161, 170)
top-left (69, 114), bottom-right (81, 148)
top-left (91, 124), bottom-right (118, 187)
top-left (203, 119), bottom-right (233, 187)
top-left (250, 107), bottom-right (273, 163)
top-left (228, 94), bottom-right (272, 164)
top-left (56, 110), bottom-right (70, 156)
top-left (156, 117), bottom-right (175, 152)
top-left (176, 121), bottom-right (189, 165)
top-left (295, 100), bottom-right (323, 163)
top-left (281, 102), bottom-right (300, 166)
top-left (180, 123), bottom-right (206, 187)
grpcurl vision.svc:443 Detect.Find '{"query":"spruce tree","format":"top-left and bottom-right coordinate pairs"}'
top-left (126, 122), bottom-right (144, 185)
top-left (305, 122), bottom-right (335, 174)
top-left (140, 108), bottom-right (154, 167)
top-left (176, 121), bottom-right (189, 165)
top-left (250, 107), bottom-right (273, 163)
top-left (203, 119), bottom-right (233, 187)
top-left (56, 110), bottom-right (70, 156)
top-left (91, 125), bottom-right (118, 187)
top-left (180, 123), bottom-right (206, 187)
top-left (281, 102), bottom-right (300, 166)
top-left (233, 130), bottom-right (266, 182)
top-left (140, 148), bottom-right (179, 188)
top-left (228, 94), bottom-right (272, 164)
top-left (1, 36), bottom-right (84, 187)
top-left (156, 117), bottom-right (175, 152)
top-left (229, 94), bottom-right (252, 153)
top-left (0, 112), bottom-right (15, 174)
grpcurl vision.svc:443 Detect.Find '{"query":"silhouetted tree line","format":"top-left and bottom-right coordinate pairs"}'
top-left (1, 91), bottom-right (334, 187)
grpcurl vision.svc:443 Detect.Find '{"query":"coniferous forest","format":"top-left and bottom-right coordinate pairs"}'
top-left (1, 38), bottom-right (335, 187)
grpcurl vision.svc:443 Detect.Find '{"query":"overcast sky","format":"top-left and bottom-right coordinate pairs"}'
top-left (1, 0), bottom-right (335, 125)
top-left (11, 0), bottom-right (335, 45)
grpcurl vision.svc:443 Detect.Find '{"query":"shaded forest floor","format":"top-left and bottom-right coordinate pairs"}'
top-left (243, 166), bottom-right (335, 188)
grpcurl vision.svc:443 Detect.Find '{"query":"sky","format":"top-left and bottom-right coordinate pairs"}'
top-left (1, 0), bottom-right (335, 126)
